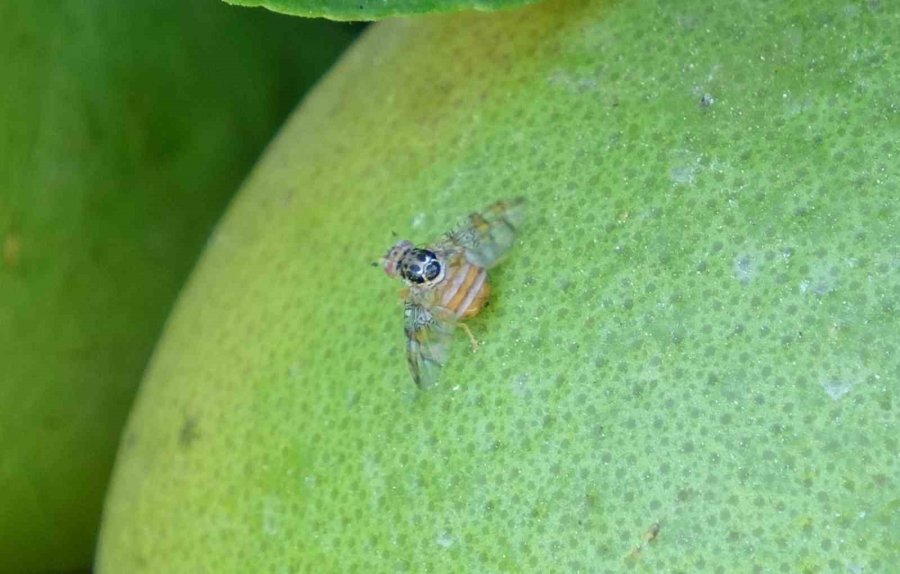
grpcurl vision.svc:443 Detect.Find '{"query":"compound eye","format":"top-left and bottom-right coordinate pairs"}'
top-left (424, 260), bottom-right (441, 281)
top-left (400, 263), bottom-right (424, 284)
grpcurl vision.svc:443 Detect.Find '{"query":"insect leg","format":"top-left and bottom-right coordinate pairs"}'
top-left (459, 323), bottom-right (479, 353)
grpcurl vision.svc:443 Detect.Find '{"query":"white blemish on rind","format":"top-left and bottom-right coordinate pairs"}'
top-left (263, 496), bottom-right (281, 536)
top-left (436, 532), bottom-right (455, 548)
top-left (670, 165), bottom-right (697, 185)
top-left (733, 255), bottom-right (756, 284)
top-left (821, 379), bottom-right (854, 400)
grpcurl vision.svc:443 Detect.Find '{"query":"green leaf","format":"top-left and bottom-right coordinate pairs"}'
top-left (0, 1), bottom-right (354, 571)
top-left (98, 0), bottom-right (899, 571)
top-left (226, 0), bottom-right (540, 22)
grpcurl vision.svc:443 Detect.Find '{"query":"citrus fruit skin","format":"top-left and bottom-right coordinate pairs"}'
top-left (98, 0), bottom-right (898, 571)
top-left (0, 1), bottom-right (352, 571)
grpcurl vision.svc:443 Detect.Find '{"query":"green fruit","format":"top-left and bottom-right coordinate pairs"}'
top-left (0, 1), bottom-right (352, 571)
top-left (97, 0), bottom-right (899, 571)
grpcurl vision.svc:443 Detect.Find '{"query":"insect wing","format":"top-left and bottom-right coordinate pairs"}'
top-left (404, 300), bottom-right (455, 388)
top-left (446, 197), bottom-right (526, 269)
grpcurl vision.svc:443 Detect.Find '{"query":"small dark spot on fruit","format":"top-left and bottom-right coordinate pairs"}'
top-left (179, 416), bottom-right (199, 447)
top-left (3, 231), bottom-right (21, 269)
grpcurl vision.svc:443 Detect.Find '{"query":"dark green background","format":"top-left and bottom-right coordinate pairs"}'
top-left (0, 1), bottom-right (356, 571)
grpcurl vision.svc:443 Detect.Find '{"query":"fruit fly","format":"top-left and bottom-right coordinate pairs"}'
top-left (380, 197), bottom-right (526, 388)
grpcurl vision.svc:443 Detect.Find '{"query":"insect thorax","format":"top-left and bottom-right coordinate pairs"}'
top-left (399, 248), bottom-right (443, 285)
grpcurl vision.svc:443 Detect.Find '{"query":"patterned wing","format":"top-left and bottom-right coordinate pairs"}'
top-left (445, 197), bottom-right (526, 269)
top-left (404, 298), bottom-right (456, 389)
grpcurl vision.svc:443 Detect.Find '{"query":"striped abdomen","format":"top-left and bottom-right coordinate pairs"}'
top-left (437, 259), bottom-right (491, 319)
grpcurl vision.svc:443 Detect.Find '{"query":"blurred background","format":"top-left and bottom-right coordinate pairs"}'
top-left (0, 1), bottom-right (360, 572)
